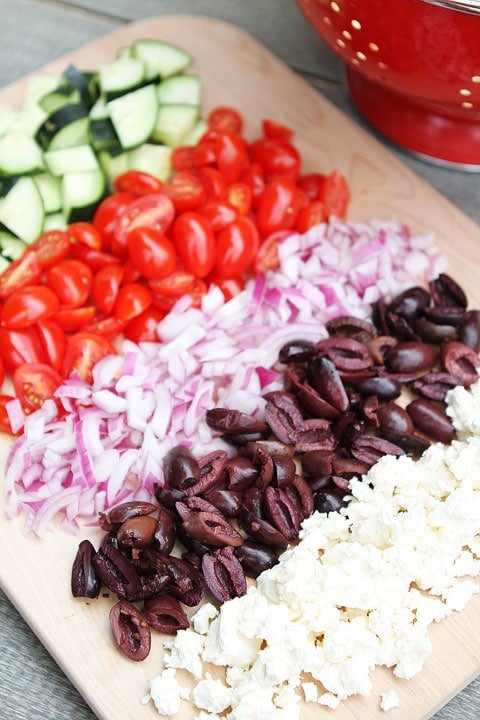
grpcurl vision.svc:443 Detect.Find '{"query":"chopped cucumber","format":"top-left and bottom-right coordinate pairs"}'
top-left (33, 172), bottom-right (63, 213)
top-left (0, 131), bottom-right (44, 174)
top-left (90, 118), bottom-right (119, 151)
top-left (62, 168), bottom-right (106, 222)
top-left (0, 231), bottom-right (27, 261)
top-left (157, 74), bottom-right (201, 105)
top-left (40, 88), bottom-right (82, 115)
top-left (98, 148), bottom-right (130, 188)
top-left (152, 104), bottom-right (199, 147)
top-left (181, 117), bottom-right (208, 146)
top-left (43, 211), bottom-right (67, 231)
top-left (108, 83), bottom-right (158, 150)
top-left (44, 144), bottom-right (99, 176)
top-left (89, 96), bottom-right (110, 121)
top-left (0, 177), bottom-right (44, 243)
top-left (128, 143), bottom-right (172, 181)
top-left (36, 104), bottom-right (89, 150)
top-left (99, 57), bottom-right (145, 99)
top-left (7, 104), bottom-right (47, 137)
top-left (22, 74), bottom-right (60, 109)
top-left (0, 107), bottom-right (15, 137)
top-left (131, 39), bottom-right (192, 80)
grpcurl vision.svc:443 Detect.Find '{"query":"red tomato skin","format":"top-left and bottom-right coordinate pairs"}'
top-left (207, 106), bottom-right (243, 134)
top-left (209, 275), bottom-right (244, 301)
top-left (226, 182), bottom-right (252, 215)
top-left (0, 355), bottom-right (4, 387)
top-left (163, 171), bottom-right (206, 213)
top-left (296, 200), bottom-right (326, 233)
top-left (0, 327), bottom-right (48, 373)
top-left (110, 192), bottom-right (176, 257)
top-left (213, 217), bottom-right (259, 279)
top-left (199, 199), bottom-right (237, 232)
top-left (197, 167), bottom-right (227, 199)
top-left (53, 306), bottom-right (97, 332)
top-left (0, 394), bottom-right (16, 435)
top-left (35, 320), bottom-right (67, 374)
top-left (61, 332), bottom-right (115, 383)
top-left (92, 192), bottom-right (136, 248)
top-left (262, 118), bottom-right (293, 142)
top-left (0, 251), bottom-right (42, 299)
top-left (113, 283), bottom-right (152, 322)
top-left (172, 212), bottom-right (217, 278)
top-left (13, 362), bottom-right (63, 414)
top-left (114, 170), bottom-right (163, 196)
top-left (126, 227), bottom-right (177, 280)
top-left (148, 270), bottom-right (196, 298)
top-left (68, 222), bottom-right (102, 250)
top-left (1, 286), bottom-right (59, 329)
top-left (216, 131), bottom-right (248, 184)
top-left (253, 231), bottom-right (287, 274)
top-left (297, 172), bottom-right (326, 201)
top-left (241, 162), bottom-right (265, 210)
top-left (171, 146), bottom-right (196, 171)
top-left (80, 315), bottom-right (126, 340)
top-left (123, 307), bottom-right (165, 343)
top-left (30, 230), bottom-right (71, 269)
top-left (249, 137), bottom-right (301, 182)
top-left (92, 264), bottom-right (124, 315)
top-left (46, 259), bottom-right (93, 308)
top-left (320, 170), bottom-right (350, 219)
top-left (256, 177), bottom-right (303, 237)
top-left (69, 243), bottom-right (120, 272)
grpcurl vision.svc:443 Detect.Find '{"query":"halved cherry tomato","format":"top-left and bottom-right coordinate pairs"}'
top-left (296, 200), bottom-right (326, 233)
top-left (253, 232), bottom-right (286, 274)
top-left (197, 167), bottom-right (227, 199)
top-left (262, 118), bottom-right (293, 142)
top-left (0, 251), bottom-right (42, 299)
top-left (62, 332), bottom-right (115, 382)
top-left (320, 170), bottom-right (350, 218)
top-left (123, 307), bottom-right (165, 343)
top-left (163, 171), bottom-right (206, 213)
top-left (35, 320), bottom-right (67, 374)
top-left (171, 146), bottom-right (196, 171)
top-left (67, 222), bottom-right (102, 250)
top-left (207, 106), bottom-right (243, 134)
top-left (209, 275), bottom-right (244, 301)
top-left (216, 131), bottom-right (248, 184)
top-left (92, 264), bottom-right (124, 315)
top-left (214, 216), bottom-right (259, 279)
top-left (0, 355), bottom-right (4, 387)
top-left (114, 170), bottom-right (163, 196)
top-left (29, 230), bottom-right (71, 269)
top-left (0, 394), bottom-right (16, 434)
top-left (113, 283), bottom-right (152, 322)
top-left (13, 362), bottom-right (63, 414)
top-left (226, 182), bottom-right (252, 215)
top-left (119, 257), bottom-right (142, 285)
top-left (0, 326), bottom-right (48, 373)
top-left (297, 172), bottom-right (326, 201)
top-left (111, 192), bottom-right (176, 256)
top-left (199, 199), bottom-right (237, 232)
top-left (69, 243), bottom-right (120, 271)
top-left (152, 278), bottom-right (207, 312)
top-left (249, 137), bottom-right (301, 182)
top-left (1, 285), bottom-right (59, 329)
top-left (46, 259), bottom-right (93, 307)
top-left (241, 162), bottom-right (265, 209)
top-left (256, 177), bottom-right (303, 237)
top-left (80, 316), bottom-right (126, 340)
top-left (148, 270), bottom-right (196, 298)
top-left (53, 306), bottom-right (97, 332)
top-left (172, 212), bottom-right (216, 278)
top-left (92, 191), bottom-right (136, 248)
top-left (126, 227), bottom-right (177, 280)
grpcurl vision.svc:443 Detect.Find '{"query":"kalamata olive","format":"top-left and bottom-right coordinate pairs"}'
top-left (180, 510), bottom-right (244, 548)
top-left (203, 488), bottom-right (243, 517)
top-left (440, 340), bottom-right (480, 386)
top-left (384, 341), bottom-right (437, 374)
top-left (71, 539), bottom-right (101, 599)
top-left (458, 310), bottom-right (480, 352)
top-left (163, 445), bottom-right (200, 491)
top-left (406, 399), bottom-right (455, 443)
top-left (351, 374), bottom-right (402, 400)
top-left (278, 339), bottom-right (316, 364)
top-left (109, 600), bottom-right (151, 661)
top-left (202, 547), bottom-right (247, 602)
top-left (307, 355), bottom-right (349, 412)
top-left (153, 506), bottom-right (176, 555)
top-left (235, 540), bottom-right (278, 577)
top-left (205, 408), bottom-right (269, 435)
top-left (263, 391), bottom-right (305, 444)
top-left (143, 595), bottom-right (189, 634)
top-left (429, 272), bottom-right (467, 309)
top-left (224, 457), bottom-right (258, 491)
top-left (117, 515), bottom-right (158, 548)
top-left (325, 316), bottom-right (376, 342)
top-left (91, 539), bottom-right (142, 601)
top-left (314, 491), bottom-right (348, 513)
top-left (98, 501), bottom-right (158, 532)
top-left (387, 286), bottom-right (431, 319)
top-left (377, 402), bottom-right (415, 434)
top-left (301, 450), bottom-right (335, 477)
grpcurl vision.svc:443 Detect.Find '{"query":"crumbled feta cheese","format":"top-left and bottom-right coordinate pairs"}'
top-left (380, 689), bottom-right (400, 711)
top-left (192, 676), bottom-right (232, 714)
top-left (143, 668), bottom-right (190, 715)
top-left (301, 681), bottom-right (318, 703)
top-left (192, 602), bottom-right (219, 635)
top-left (165, 628), bottom-right (206, 679)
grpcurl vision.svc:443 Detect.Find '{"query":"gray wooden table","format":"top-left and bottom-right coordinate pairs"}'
top-left (0, 2), bottom-right (479, 719)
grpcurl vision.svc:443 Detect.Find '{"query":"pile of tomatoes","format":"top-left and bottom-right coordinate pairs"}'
top-left (0, 106), bottom-right (349, 433)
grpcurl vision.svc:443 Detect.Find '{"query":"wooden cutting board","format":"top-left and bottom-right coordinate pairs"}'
top-left (0, 15), bottom-right (479, 720)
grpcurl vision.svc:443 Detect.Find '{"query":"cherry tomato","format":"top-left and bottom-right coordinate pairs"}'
top-left (207, 106), bottom-right (243, 134)
top-left (249, 137), bottom-right (300, 182)
top-left (213, 216), bottom-right (259, 279)
top-left (297, 172), bottom-right (326, 201)
top-left (62, 332), bottom-right (115, 382)
top-left (35, 319), bottom-right (67, 374)
top-left (29, 230), bottom-right (70, 269)
top-left (120, 257), bottom-right (142, 285)
top-left (53, 306), bottom-right (97, 332)
top-left (148, 270), bottom-right (196, 298)
top-left (209, 275), bottom-right (244, 301)
top-left (163, 171), bottom-right (206, 213)
top-left (110, 192), bottom-right (175, 257)
top-left (253, 232), bottom-right (287, 274)
top-left (0, 251), bottom-right (42, 299)
top-left (199, 199), bottom-right (237, 232)
top-left (114, 170), bottom-right (163, 196)
top-left (0, 326), bottom-right (48, 373)
top-left (92, 191), bottom-right (136, 248)
top-left (46, 259), bottom-right (93, 307)
top-left (92, 264), bottom-right (124, 315)
top-left (216, 131), bottom-right (248, 184)
top-left (123, 307), bottom-right (165, 343)
top-left (80, 315), bottom-right (126, 340)
top-left (126, 227), bottom-right (177, 280)
top-left (152, 277), bottom-right (207, 312)
top-left (256, 177), bottom-right (303, 237)
top-left (296, 200), bottom-right (326, 233)
top-left (171, 146), bottom-right (196, 171)
top-left (1, 285), bottom-right (59, 329)
top-left (0, 394), bottom-right (16, 435)
top-left (68, 222), bottom-right (102, 250)
top-left (69, 242), bottom-right (121, 271)
top-left (113, 283), bottom-right (152, 322)
top-left (241, 162), bottom-right (265, 209)
top-left (172, 212), bottom-right (216, 278)
top-left (262, 118), bottom-right (293, 142)
top-left (226, 182), bottom-right (252, 215)
top-left (193, 139), bottom-right (217, 167)
top-left (13, 362), bottom-right (63, 414)
top-left (320, 170), bottom-right (350, 219)
top-left (197, 167), bottom-right (227, 199)
top-left (0, 355), bottom-right (4, 387)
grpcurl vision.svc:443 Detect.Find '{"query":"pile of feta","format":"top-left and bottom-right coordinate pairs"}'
top-left (142, 381), bottom-right (480, 719)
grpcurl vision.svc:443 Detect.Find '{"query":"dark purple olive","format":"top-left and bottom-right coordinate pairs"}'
top-left (235, 540), bottom-right (278, 578)
top-left (109, 600), bottom-right (151, 661)
top-left (71, 539), bottom-right (101, 599)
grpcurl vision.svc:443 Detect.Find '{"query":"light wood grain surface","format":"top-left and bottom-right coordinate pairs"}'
top-left (0, 3), bottom-right (479, 720)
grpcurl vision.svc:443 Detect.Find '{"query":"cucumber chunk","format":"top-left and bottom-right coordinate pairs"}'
top-left (62, 168), bottom-right (106, 222)
top-left (22, 74), bottom-right (61, 109)
top-left (0, 177), bottom-right (44, 243)
top-left (36, 103), bottom-right (89, 150)
top-left (131, 39), bottom-right (192, 80)
top-left (98, 149), bottom-right (130, 188)
top-left (99, 57), bottom-right (145, 99)
top-left (182, 118), bottom-right (208, 146)
top-left (0, 107), bottom-right (15, 137)
top-left (90, 118), bottom-right (119, 151)
top-left (44, 144), bottom-right (99, 177)
top-left (0, 131), bottom-right (44, 174)
top-left (107, 83), bottom-right (158, 150)
top-left (43, 211), bottom-right (67, 231)
top-left (128, 143), bottom-right (172, 181)
top-left (0, 231), bottom-right (27, 261)
top-left (157, 74), bottom-right (202, 105)
top-left (40, 88), bottom-right (82, 114)
top-left (152, 104), bottom-right (199, 147)
top-left (33, 173), bottom-right (63, 214)
top-left (7, 105), bottom-right (47, 137)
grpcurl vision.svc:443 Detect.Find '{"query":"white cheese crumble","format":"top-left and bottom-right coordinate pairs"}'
top-left (141, 668), bottom-right (190, 715)
top-left (147, 380), bottom-right (480, 717)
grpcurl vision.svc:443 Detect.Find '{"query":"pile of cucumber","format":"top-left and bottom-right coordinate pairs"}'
top-left (0, 38), bottom-right (206, 269)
